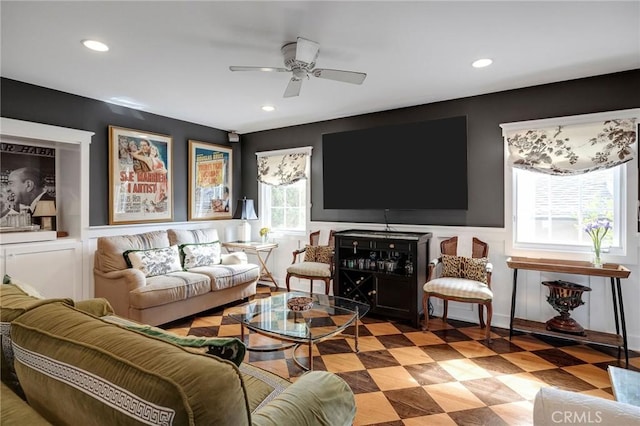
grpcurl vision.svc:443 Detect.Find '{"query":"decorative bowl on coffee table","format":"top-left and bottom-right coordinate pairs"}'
top-left (287, 296), bottom-right (314, 312)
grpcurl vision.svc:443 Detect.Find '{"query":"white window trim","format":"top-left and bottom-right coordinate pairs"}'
top-left (257, 146), bottom-right (312, 238)
top-left (502, 109), bottom-right (639, 265)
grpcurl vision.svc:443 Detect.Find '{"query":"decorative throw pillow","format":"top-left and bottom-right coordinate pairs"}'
top-left (303, 245), bottom-right (319, 262)
top-left (314, 246), bottom-right (334, 264)
top-left (303, 245), bottom-right (333, 264)
top-left (2, 274), bottom-right (44, 299)
top-left (441, 254), bottom-right (488, 284)
top-left (179, 242), bottom-right (221, 269)
top-left (123, 245), bottom-right (183, 277)
top-left (102, 316), bottom-right (245, 366)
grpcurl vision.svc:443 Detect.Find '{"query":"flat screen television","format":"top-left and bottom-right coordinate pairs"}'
top-left (322, 115), bottom-right (468, 210)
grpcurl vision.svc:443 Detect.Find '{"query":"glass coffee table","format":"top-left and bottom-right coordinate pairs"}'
top-left (228, 292), bottom-right (369, 370)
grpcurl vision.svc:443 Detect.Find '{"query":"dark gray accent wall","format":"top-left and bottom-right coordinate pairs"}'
top-left (2, 71), bottom-right (638, 228)
top-left (0, 78), bottom-right (239, 226)
top-left (241, 70), bottom-right (640, 227)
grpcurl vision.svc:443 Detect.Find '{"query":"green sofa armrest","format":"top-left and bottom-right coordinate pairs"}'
top-left (1, 382), bottom-right (51, 425)
top-left (251, 371), bottom-right (355, 426)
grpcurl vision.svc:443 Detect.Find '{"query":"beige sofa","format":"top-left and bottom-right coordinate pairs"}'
top-left (1, 283), bottom-right (356, 425)
top-left (94, 228), bottom-right (260, 326)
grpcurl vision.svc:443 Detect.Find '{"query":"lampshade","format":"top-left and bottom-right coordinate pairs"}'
top-left (33, 200), bottom-right (56, 217)
top-left (232, 198), bottom-right (258, 220)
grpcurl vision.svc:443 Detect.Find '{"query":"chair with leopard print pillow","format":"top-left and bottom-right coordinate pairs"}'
top-left (422, 236), bottom-right (493, 341)
top-left (285, 230), bottom-right (335, 295)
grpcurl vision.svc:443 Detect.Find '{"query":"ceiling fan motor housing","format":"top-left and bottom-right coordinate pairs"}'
top-left (281, 42), bottom-right (316, 70)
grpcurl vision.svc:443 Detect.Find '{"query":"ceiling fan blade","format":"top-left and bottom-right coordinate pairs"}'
top-left (295, 37), bottom-right (320, 65)
top-left (283, 77), bottom-right (303, 98)
top-left (229, 66), bottom-right (289, 72)
top-left (312, 68), bottom-right (367, 85)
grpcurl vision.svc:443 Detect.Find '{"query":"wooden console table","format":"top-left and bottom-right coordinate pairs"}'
top-left (222, 241), bottom-right (279, 288)
top-left (506, 256), bottom-right (631, 367)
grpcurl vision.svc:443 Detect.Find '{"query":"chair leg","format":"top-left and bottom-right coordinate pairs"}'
top-left (309, 279), bottom-right (314, 295)
top-left (443, 300), bottom-right (449, 322)
top-left (286, 274), bottom-right (291, 292)
top-left (422, 292), bottom-right (430, 331)
top-left (323, 279), bottom-right (330, 295)
top-left (479, 303), bottom-right (486, 328)
top-left (485, 302), bottom-right (493, 342)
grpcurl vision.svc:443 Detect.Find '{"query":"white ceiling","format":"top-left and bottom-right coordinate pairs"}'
top-left (1, 1), bottom-right (639, 134)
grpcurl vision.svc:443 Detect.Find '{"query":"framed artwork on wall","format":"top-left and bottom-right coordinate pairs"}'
top-left (108, 126), bottom-right (173, 224)
top-left (188, 140), bottom-right (232, 221)
top-left (0, 142), bottom-right (56, 229)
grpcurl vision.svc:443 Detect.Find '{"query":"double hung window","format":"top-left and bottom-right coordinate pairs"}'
top-left (257, 147), bottom-right (312, 235)
top-left (503, 110), bottom-right (637, 258)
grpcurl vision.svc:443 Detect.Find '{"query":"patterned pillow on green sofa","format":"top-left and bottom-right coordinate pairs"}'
top-left (102, 315), bottom-right (245, 366)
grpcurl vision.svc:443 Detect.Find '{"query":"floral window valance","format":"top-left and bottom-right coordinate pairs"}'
top-left (502, 111), bottom-right (638, 176)
top-left (256, 147), bottom-right (312, 186)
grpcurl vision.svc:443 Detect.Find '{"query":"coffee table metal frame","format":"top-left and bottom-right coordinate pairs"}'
top-left (228, 292), bottom-right (369, 371)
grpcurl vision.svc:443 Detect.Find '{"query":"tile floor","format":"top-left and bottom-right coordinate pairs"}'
top-left (162, 285), bottom-right (639, 425)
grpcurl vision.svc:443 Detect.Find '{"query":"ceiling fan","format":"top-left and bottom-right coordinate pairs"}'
top-left (229, 37), bottom-right (367, 98)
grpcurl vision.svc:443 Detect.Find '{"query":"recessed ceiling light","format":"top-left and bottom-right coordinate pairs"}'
top-left (261, 105), bottom-right (276, 112)
top-left (82, 39), bottom-right (109, 52)
top-left (472, 58), bottom-right (493, 68)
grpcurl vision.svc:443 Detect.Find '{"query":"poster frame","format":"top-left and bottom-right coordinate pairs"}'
top-left (188, 140), bottom-right (233, 221)
top-left (108, 126), bottom-right (173, 225)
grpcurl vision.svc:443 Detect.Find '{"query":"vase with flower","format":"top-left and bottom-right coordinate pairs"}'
top-left (584, 218), bottom-right (611, 268)
top-left (259, 227), bottom-right (270, 243)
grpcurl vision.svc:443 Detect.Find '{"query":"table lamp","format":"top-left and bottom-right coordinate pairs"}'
top-left (232, 197), bottom-right (258, 242)
top-left (33, 200), bottom-right (56, 230)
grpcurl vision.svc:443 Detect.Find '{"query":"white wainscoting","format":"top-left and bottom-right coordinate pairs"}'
top-left (82, 220), bottom-right (640, 351)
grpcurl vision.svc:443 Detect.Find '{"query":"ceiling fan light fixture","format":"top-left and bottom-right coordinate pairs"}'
top-left (229, 36), bottom-right (366, 98)
top-left (472, 58), bottom-right (493, 68)
top-left (261, 105), bottom-right (276, 112)
top-left (82, 39), bottom-right (109, 52)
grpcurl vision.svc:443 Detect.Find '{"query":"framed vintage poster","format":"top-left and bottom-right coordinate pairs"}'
top-left (108, 126), bottom-right (173, 224)
top-left (0, 142), bottom-right (56, 229)
top-left (188, 140), bottom-right (232, 220)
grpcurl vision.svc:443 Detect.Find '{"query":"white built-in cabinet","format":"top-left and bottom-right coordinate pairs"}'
top-left (0, 118), bottom-right (93, 299)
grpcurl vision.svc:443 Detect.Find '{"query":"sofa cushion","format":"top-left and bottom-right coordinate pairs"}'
top-left (168, 228), bottom-right (220, 246)
top-left (96, 230), bottom-right (170, 273)
top-left (124, 245), bottom-right (183, 278)
top-left (129, 271), bottom-right (212, 310)
top-left (11, 302), bottom-right (251, 425)
top-left (1, 381), bottom-right (51, 425)
top-left (240, 363), bottom-right (290, 413)
top-left (187, 264), bottom-right (260, 291)
top-left (180, 242), bottom-right (222, 269)
top-left (0, 283), bottom-right (74, 399)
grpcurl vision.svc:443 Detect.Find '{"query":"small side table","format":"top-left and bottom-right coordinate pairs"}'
top-left (222, 241), bottom-right (279, 288)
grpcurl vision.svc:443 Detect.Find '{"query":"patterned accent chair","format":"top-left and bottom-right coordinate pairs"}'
top-left (422, 237), bottom-right (493, 341)
top-left (285, 230), bottom-right (336, 295)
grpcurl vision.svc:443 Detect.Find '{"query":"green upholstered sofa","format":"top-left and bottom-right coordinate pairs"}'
top-left (94, 228), bottom-right (261, 326)
top-left (1, 284), bottom-right (356, 425)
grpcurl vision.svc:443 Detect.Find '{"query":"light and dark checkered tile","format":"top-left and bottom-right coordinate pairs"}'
top-left (161, 285), bottom-right (640, 425)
